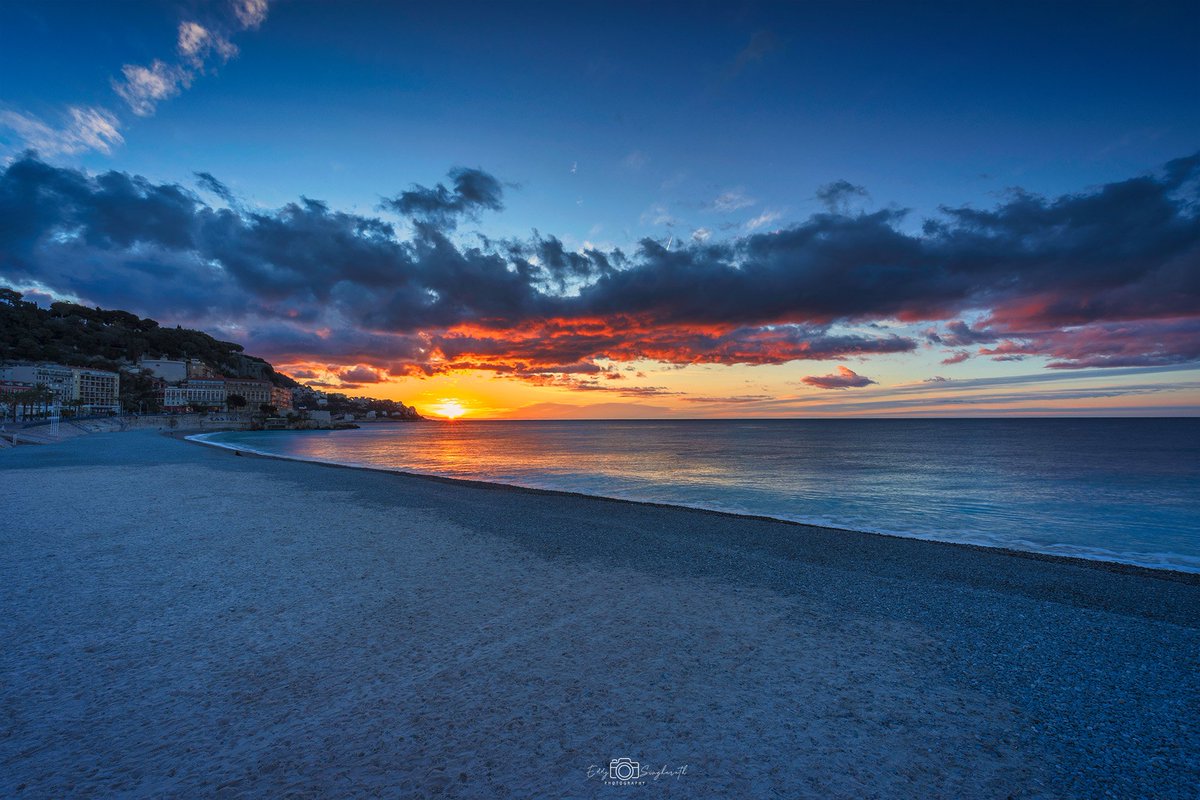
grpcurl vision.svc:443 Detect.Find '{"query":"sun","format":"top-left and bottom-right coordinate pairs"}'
top-left (431, 398), bottom-right (467, 419)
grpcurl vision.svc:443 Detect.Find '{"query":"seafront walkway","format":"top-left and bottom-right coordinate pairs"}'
top-left (0, 413), bottom-right (249, 447)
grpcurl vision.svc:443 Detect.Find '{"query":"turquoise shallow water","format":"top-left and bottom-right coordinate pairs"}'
top-left (197, 418), bottom-right (1200, 572)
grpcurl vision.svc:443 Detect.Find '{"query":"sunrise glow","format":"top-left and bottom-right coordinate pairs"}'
top-left (430, 399), bottom-right (468, 420)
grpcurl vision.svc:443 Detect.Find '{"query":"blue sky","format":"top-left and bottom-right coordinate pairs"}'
top-left (1, 0), bottom-right (1198, 416)
top-left (6, 0), bottom-right (1198, 241)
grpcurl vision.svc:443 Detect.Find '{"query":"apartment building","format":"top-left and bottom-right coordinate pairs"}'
top-left (0, 364), bottom-right (74, 404)
top-left (162, 385), bottom-right (189, 409)
top-left (0, 363), bottom-right (119, 414)
top-left (271, 386), bottom-right (294, 410)
top-left (73, 367), bottom-right (121, 413)
top-left (225, 378), bottom-right (273, 408)
top-left (183, 378), bottom-right (228, 409)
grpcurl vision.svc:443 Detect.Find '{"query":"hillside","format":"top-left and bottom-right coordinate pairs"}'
top-left (0, 288), bottom-right (297, 388)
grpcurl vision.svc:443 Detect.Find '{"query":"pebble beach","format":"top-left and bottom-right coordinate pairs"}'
top-left (2, 431), bottom-right (1197, 798)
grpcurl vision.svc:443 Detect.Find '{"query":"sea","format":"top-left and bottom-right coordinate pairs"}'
top-left (195, 418), bottom-right (1200, 573)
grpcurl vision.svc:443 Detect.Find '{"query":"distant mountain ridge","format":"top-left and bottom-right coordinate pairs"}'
top-left (0, 287), bottom-right (297, 387)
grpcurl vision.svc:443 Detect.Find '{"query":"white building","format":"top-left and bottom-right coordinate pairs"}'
top-left (225, 378), bottom-right (273, 408)
top-left (73, 367), bottom-right (121, 413)
top-left (162, 386), bottom-right (189, 409)
top-left (1, 364), bottom-right (74, 405)
top-left (162, 381), bottom-right (222, 411)
top-left (159, 376), bottom-right (291, 413)
top-left (0, 363), bottom-right (119, 414)
top-left (138, 358), bottom-right (188, 382)
top-left (184, 378), bottom-right (228, 408)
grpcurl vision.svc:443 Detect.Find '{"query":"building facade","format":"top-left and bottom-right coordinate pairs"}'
top-left (187, 359), bottom-right (218, 379)
top-left (1, 364), bottom-right (74, 405)
top-left (158, 377), bottom-right (291, 413)
top-left (162, 385), bottom-right (189, 409)
top-left (138, 358), bottom-right (188, 382)
top-left (0, 363), bottom-right (119, 414)
top-left (0, 379), bottom-right (54, 419)
top-left (183, 378), bottom-right (228, 409)
top-left (72, 368), bottom-right (121, 413)
top-left (225, 378), bottom-right (273, 409)
top-left (271, 386), bottom-right (294, 410)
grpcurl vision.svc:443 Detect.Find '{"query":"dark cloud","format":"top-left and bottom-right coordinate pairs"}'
top-left (2, 152), bottom-right (1198, 383)
top-left (306, 380), bottom-right (362, 390)
top-left (801, 366), bottom-right (876, 390)
top-left (925, 320), bottom-right (998, 346)
top-left (194, 171), bottom-right (238, 206)
top-left (337, 365), bottom-right (386, 384)
top-left (381, 167), bottom-right (504, 229)
top-left (815, 180), bottom-right (868, 211)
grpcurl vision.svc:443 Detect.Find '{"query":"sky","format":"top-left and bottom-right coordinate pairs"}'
top-left (1, 0), bottom-right (1198, 418)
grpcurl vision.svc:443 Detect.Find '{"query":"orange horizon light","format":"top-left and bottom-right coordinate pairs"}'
top-left (430, 398), bottom-right (468, 419)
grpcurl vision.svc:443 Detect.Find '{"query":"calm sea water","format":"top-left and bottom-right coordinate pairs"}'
top-left (197, 419), bottom-right (1200, 573)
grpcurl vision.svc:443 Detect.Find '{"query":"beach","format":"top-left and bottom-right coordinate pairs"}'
top-left (2, 431), bottom-right (1197, 798)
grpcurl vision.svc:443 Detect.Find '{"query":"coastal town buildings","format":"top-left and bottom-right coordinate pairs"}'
top-left (2, 359), bottom-right (397, 422)
top-left (186, 359), bottom-right (220, 379)
top-left (159, 376), bottom-right (294, 412)
top-left (74, 368), bottom-right (122, 413)
top-left (0, 379), bottom-right (54, 419)
top-left (0, 363), bottom-right (120, 415)
top-left (291, 384), bottom-right (419, 420)
top-left (139, 357), bottom-right (293, 413)
top-left (1, 364), bottom-right (74, 405)
top-left (182, 378), bottom-right (228, 408)
top-left (161, 385), bottom-right (188, 409)
top-left (293, 385), bottom-right (329, 408)
top-left (271, 386), bottom-right (294, 410)
top-left (225, 378), bottom-right (273, 408)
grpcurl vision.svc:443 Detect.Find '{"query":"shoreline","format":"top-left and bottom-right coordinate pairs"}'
top-left (183, 430), bottom-right (1200, 583)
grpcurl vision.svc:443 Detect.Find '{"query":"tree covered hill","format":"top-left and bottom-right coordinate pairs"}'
top-left (0, 287), bottom-right (297, 387)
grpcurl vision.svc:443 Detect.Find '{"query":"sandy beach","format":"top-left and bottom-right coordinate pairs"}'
top-left (2, 431), bottom-right (1197, 798)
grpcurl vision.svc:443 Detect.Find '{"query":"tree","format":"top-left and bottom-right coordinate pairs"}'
top-left (259, 403), bottom-right (278, 416)
top-left (226, 393), bottom-right (247, 413)
top-left (3, 287), bottom-right (299, 388)
top-left (65, 398), bottom-right (86, 418)
top-left (119, 368), bottom-right (162, 413)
